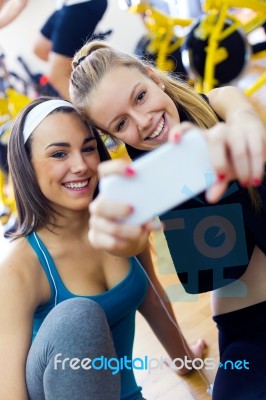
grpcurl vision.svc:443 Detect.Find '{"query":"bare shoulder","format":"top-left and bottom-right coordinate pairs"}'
top-left (0, 237), bottom-right (42, 304)
top-left (0, 236), bottom-right (38, 273)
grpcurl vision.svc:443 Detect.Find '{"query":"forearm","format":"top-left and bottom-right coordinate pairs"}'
top-left (137, 244), bottom-right (194, 372)
top-left (137, 237), bottom-right (207, 375)
top-left (207, 86), bottom-right (262, 122)
top-left (139, 285), bottom-right (193, 362)
top-left (0, 0), bottom-right (28, 28)
top-left (1, 384), bottom-right (29, 400)
top-left (0, 354), bottom-right (29, 400)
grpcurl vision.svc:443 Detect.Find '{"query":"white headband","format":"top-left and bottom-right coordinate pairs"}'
top-left (23, 99), bottom-right (75, 144)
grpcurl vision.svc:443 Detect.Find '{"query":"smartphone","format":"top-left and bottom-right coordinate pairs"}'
top-left (100, 128), bottom-right (216, 225)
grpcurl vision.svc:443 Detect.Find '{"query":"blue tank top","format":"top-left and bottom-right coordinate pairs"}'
top-left (27, 232), bottom-right (148, 400)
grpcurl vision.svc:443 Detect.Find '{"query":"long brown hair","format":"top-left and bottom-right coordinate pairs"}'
top-left (8, 97), bottom-right (110, 239)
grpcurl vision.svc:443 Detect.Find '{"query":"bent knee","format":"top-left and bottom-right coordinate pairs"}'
top-left (39, 298), bottom-right (109, 339)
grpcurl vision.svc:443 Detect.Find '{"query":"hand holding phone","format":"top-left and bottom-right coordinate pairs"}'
top-left (100, 128), bottom-right (216, 225)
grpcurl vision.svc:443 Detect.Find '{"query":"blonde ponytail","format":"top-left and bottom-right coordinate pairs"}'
top-left (72, 40), bottom-right (111, 70)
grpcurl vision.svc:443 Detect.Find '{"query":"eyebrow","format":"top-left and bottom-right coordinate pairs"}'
top-left (45, 136), bottom-right (96, 150)
top-left (107, 82), bottom-right (141, 130)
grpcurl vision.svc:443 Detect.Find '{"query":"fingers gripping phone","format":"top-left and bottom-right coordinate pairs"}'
top-left (100, 129), bottom-right (216, 225)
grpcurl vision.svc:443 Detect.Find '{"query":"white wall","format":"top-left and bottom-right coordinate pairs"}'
top-left (0, 0), bottom-right (145, 77)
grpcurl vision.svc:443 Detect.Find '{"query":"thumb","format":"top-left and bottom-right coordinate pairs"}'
top-left (206, 180), bottom-right (228, 203)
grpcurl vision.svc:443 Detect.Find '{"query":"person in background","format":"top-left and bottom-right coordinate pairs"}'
top-left (0, 0), bottom-right (108, 99)
top-left (33, 0), bottom-right (108, 100)
top-left (0, 0), bottom-right (27, 28)
top-left (69, 40), bottom-right (266, 399)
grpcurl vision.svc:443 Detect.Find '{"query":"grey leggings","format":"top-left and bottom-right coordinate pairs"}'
top-left (26, 298), bottom-right (120, 400)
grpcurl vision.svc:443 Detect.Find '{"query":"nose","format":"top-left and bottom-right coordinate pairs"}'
top-left (70, 153), bottom-right (88, 174)
top-left (135, 112), bottom-right (152, 132)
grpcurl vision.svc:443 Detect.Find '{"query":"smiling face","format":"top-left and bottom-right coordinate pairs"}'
top-left (87, 66), bottom-right (180, 151)
top-left (30, 111), bottom-right (100, 215)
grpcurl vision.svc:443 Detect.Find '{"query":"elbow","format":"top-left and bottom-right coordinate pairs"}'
top-left (139, 285), bottom-right (168, 316)
top-left (33, 45), bottom-right (48, 61)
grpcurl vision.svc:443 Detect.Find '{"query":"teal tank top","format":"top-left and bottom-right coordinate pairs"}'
top-left (27, 232), bottom-right (148, 400)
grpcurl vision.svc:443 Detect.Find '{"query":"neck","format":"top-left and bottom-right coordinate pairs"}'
top-left (41, 209), bottom-right (90, 240)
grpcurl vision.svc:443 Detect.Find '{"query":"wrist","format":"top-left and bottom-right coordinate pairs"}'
top-left (228, 107), bottom-right (260, 123)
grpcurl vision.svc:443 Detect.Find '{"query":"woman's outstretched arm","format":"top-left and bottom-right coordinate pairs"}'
top-left (0, 0), bottom-right (28, 28)
top-left (137, 241), bottom-right (206, 376)
top-left (0, 240), bottom-right (41, 399)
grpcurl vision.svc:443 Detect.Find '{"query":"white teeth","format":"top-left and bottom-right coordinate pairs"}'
top-left (64, 180), bottom-right (88, 190)
top-left (149, 118), bottom-right (165, 139)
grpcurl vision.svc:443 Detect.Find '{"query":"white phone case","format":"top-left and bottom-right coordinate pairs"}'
top-left (100, 129), bottom-right (216, 225)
